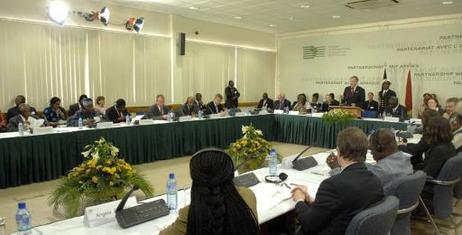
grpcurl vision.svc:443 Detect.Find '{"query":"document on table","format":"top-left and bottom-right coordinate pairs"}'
top-left (250, 183), bottom-right (292, 214)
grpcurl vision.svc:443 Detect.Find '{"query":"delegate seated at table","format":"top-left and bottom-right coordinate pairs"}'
top-left (160, 149), bottom-right (258, 235)
top-left (205, 94), bottom-right (225, 115)
top-left (327, 128), bottom-right (413, 195)
top-left (145, 94), bottom-right (170, 120)
top-left (106, 99), bottom-right (129, 123)
top-left (6, 95), bottom-right (37, 121)
top-left (6, 104), bottom-right (38, 132)
top-left (67, 98), bottom-right (96, 127)
top-left (43, 97), bottom-right (66, 126)
top-left (291, 127), bottom-right (384, 234)
top-left (384, 96), bottom-right (408, 121)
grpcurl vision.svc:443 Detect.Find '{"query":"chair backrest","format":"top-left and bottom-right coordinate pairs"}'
top-left (433, 154), bottom-right (462, 218)
top-left (391, 171), bottom-right (427, 211)
top-left (345, 196), bottom-right (399, 235)
top-left (453, 153), bottom-right (462, 200)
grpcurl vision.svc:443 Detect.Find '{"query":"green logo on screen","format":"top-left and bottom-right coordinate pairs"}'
top-left (303, 46), bottom-right (326, 59)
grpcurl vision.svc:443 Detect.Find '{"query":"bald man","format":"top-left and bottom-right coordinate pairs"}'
top-left (274, 93), bottom-right (291, 110)
top-left (6, 104), bottom-right (37, 132)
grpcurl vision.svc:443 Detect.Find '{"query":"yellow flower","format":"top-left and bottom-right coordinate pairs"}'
top-left (91, 176), bottom-right (98, 184)
top-left (87, 158), bottom-right (97, 168)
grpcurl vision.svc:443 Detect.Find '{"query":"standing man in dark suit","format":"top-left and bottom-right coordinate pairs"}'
top-left (384, 96), bottom-right (408, 121)
top-left (342, 76), bottom-right (365, 107)
top-left (145, 94), bottom-right (170, 120)
top-left (257, 92), bottom-right (274, 110)
top-left (378, 80), bottom-right (397, 115)
top-left (225, 80), bottom-right (240, 109)
top-left (363, 92), bottom-right (379, 112)
top-left (6, 95), bottom-right (37, 121)
top-left (206, 94), bottom-right (225, 114)
top-left (291, 127), bottom-right (384, 234)
top-left (68, 94), bottom-right (88, 117)
top-left (274, 93), bottom-right (291, 110)
top-left (105, 99), bottom-right (129, 123)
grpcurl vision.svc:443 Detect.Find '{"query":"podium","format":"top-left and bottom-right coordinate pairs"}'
top-left (329, 106), bottom-right (363, 118)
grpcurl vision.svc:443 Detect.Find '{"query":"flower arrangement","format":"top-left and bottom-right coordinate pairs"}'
top-left (49, 138), bottom-right (154, 218)
top-left (322, 109), bottom-right (355, 125)
top-left (227, 125), bottom-right (273, 173)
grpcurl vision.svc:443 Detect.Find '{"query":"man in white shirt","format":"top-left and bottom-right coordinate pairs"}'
top-left (7, 104), bottom-right (35, 132)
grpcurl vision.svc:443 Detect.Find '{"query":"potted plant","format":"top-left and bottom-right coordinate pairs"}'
top-left (227, 124), bottom-right (273, 174)
top-left (321, 109), bottom-right (355, 125)
top-left (49, 138), bottom-right (154, 218)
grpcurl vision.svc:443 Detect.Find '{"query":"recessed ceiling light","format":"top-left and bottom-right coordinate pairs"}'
top-left (332, 15), bottom-right (341, 19)
top-left (233, 16), bottom-right (242, 20)
top-left (442, 1), bottom-right (453, 5)
top-left (300, 4), bottom-right (310, 8)
top-left (289, 16), bottom-right (294, 21)
top-left (269, 24), bottom-right (277, 27)
top-left (189, 6), bottom-right (199, 10)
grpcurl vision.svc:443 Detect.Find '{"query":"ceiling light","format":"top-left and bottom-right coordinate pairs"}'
top-left (233, 16), bottom-right (242, 20)
top-left (300, 4), bottom-right (310, 8)
top-left (269, 24), bottom-right (277, 27)
top-left (48, 1), bottom-right (69, 25)
top-left (442, 1), bottom-right (453, 5)
top-left (332, 15), bottom-right (341, 19)
top-left (189, 6), bottom-right (199, 10)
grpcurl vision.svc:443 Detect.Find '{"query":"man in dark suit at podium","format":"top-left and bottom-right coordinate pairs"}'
top-left (378, 80), bottom-right (397, 115)
top-left (342, 76), bottom-right (365, 107)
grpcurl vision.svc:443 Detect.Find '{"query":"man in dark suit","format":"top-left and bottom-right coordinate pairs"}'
top-left (7, 104), bottom-right (39, 132)
top-left (68, 98), bottom-right (96, 127)
top-left (105, 99), bottom-right (129, 123)
top-left (378, 80), bottom-right (397, 115)
top-left (384, 96), bottom-right (408, 121)
top-left (363, 92), bottom-right (379, 112)
top-left (68, 94), bottom-right (88, 117)
top-left (321, 93), bottom-right (340, 112)
top-left (225, 80), bottom-right (240, 109)
top-left (274, 93), bottom-right (291, 110)
top-left (342, 76), bottom-right (365, 107)
top-left (291, 127), bottom-right (384, 235)
top-left (145, 94), bottom-right (170, 120)
top-left (181, 96), bottom-right (199, 116)
top-left (6, 95), bottom-right (37, 121)
top-left (310, 93), bottom-right (322, 112)
top-left (194, 93), bottom-right (206, 111)
top-left (206, 94), bottom-right (225, 115)
top-left (257, 92), bottom-right (274, 110)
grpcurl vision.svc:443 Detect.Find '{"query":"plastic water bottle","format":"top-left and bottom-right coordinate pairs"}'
top-left (166, 173), bottom-right (178, 212)
top-left (18, 123), bottom-right (24, 136)
top-left (16, 202), bottom-right (31, 235)
top-left (125, 114), bottom-right (131, 125)
top-left (78, 117), bottom-right (83, 129)
top-left (198, 110), bottom-right (204, 119)
top-left (269, 149), bottom-right (278, 176)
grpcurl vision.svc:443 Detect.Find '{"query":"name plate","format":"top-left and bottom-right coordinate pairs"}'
top-left (83, 196), bottom-right (137, 227)
top-left (210, 114), bottom-right (221, 119)
top-left (235, 112), bottom-right (247, 117)
top-left (288, 111), bottom-right (300, 115)
top-left (96, 122), bottom-right (113, 128)
top-left (33, 126), bottom-right (54, 134)
top-left (274, 109), bottom-right (284, 114)
top-left (179, 116), bottom-right (192, 122)
top-left (384, 116), bottom-right (400, 122)
top-left (139, 119), bottom-right (155, 125)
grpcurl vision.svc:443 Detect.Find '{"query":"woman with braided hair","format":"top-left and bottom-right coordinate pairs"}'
top-left (160, 148), bottom-right (259, 235)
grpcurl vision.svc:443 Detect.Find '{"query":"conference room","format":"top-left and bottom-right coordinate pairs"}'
top-left (1, 0), bottom-right (462, 234)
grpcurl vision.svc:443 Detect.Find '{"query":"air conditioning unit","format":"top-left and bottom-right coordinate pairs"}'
top-left (346, 0), bottom-right (399, 10)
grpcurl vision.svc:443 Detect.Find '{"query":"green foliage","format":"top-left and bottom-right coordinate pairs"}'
top-left (321, 109), bottom-right (355, 125)
top-left (48, 138), bottom-right (154, 218)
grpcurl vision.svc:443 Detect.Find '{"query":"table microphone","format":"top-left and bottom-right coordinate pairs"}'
top-left (292, 146), bottom-right (318, 171)
top-left (116, 185), bottom-right (139, 212)
top-left (233, 158), bottom-right (261, 188)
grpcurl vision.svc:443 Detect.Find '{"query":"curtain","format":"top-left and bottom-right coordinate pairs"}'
top-left (174, 42), bottom-right (235, 104)
top-left (236, 48), bottom-right (276, 101)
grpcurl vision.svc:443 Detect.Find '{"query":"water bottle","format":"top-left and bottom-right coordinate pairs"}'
top-left (18, 123), bottom-right (24, 136)
top-left (313, 105), bottom-right (318, 113)
top-left (166, 173), bottom-right (178, 212)
top-left (16, 202), bottom-right (31, 235)
top-left (78, 117), bottom-right (83, 129)
top-left (268, 149), bottom-right (278, 176)
top-left (125, 114), bottom-right (131, 125)
top-left (198, 110), bottom-right (203, 119)
top-left (284, 106), bottom-right (289, 114)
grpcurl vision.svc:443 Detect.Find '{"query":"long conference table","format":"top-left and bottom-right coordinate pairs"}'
top-left (0, 113), bottom-right (407, 189)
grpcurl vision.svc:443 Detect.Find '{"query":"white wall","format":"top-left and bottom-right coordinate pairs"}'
top-left (277, 15), bottom-right (462, 116)
top-left (0, 0), bottom-right (276, 110)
